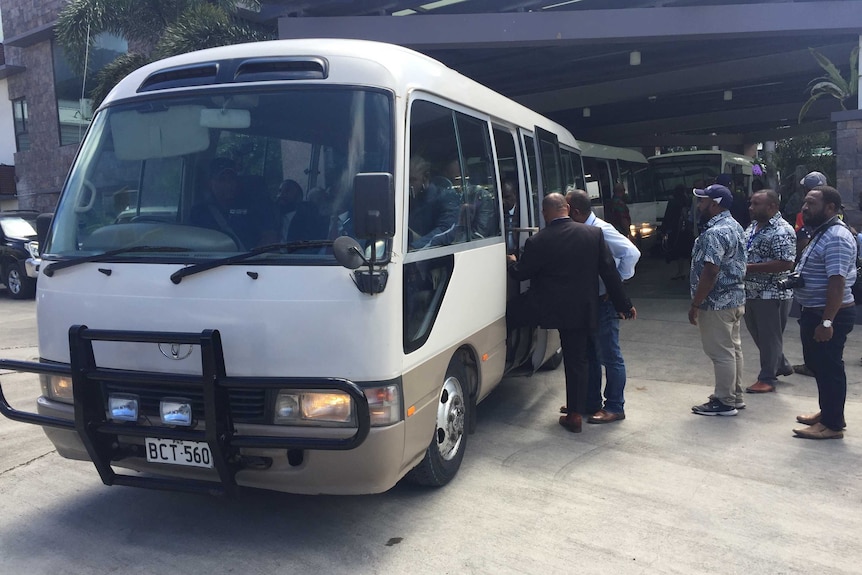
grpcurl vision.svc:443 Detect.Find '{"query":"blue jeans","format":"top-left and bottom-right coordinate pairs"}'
top-left (586, 298), bottom-right (626, 414)
top-left (799, 305), bottom-right (855, 431)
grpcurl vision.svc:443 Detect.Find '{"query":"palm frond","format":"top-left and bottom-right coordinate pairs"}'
top-left (56, 0), bottom-right (136, 69)
top-left (809, 81), bottom-right (849, 100)
top-left (89, 52), bottom-right (152, 109)
top-left (798, 91), bottom-right (830, 123)
top-left (850, 45), bottom-right (860, 97)
top-left (808, 47), bottom-right (850, 94)
top-left (155, 4), bottom-right (274, 59)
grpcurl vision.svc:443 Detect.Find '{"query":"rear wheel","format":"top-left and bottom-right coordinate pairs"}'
top-left (408, 357), bottom-right (470, 487)
top-left (5, 263), bottom-right (35, 299)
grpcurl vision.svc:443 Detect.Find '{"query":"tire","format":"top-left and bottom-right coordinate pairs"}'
top-left (407, 357), bottom-right (470, 487)
top-left (540, 347), bottom-right (563, 371)
top-left (5, 263), bottom-right (35, 299)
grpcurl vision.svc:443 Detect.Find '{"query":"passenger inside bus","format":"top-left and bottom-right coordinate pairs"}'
top-left (190, 157), bottom-right (279, 249)
top-left (407, 155), bottom-right (461, 249)
top-left (276, 179), bottom-right (303, 241)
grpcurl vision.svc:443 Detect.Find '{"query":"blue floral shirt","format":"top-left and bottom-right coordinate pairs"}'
top-left (690, 210), bottom-right (746, 310)
top-left (743, 212), bottom-right (796, 300)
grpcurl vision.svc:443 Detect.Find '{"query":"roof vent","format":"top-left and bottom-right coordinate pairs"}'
top-left (138, 63), bottom-right (219, 93)
top-left (234, 57), bottom-right (328, 82)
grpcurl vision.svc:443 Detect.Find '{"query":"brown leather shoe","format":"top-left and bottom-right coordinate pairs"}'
top-left (796, 411), bottom-right (846, 428)
top-left (792, 422), bottom-right (844, 439)
top-left (588, 409), bottom-right (626, 424)
top-left (796, 411), bottom-right (821, 425)
top-left (558, 413), bottom-right (582, 433)
top-left (745, 381), bottom-right (775, 393)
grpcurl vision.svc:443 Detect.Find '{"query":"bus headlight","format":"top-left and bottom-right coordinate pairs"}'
top-left (273, 385), bottom-right (402, 427)
top-left (274, 390), bottom-right (355, 426)
top-left (41, 374), bottom-right (74, 404)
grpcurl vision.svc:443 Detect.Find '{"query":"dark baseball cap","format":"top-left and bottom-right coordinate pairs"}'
top-left (693, 184), bottom-right (733, 209)
top-left (800, 171), bottom-right (827, 189)
top-left (714, 173), bottom-right (733, 187)
top-left (210, 157), bottom-right (237, 178)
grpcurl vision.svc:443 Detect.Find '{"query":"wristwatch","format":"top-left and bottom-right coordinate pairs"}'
top-left (821, 319), bottom-right (833, 328)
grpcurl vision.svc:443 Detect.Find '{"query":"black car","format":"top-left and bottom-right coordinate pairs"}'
top-left (0, 210), bottom-right (40, 299)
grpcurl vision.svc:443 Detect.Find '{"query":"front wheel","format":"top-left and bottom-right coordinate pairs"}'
top-left (407, 358), bottom-right (470, 487)
top-left (5, 263), bottom-right (35, 299)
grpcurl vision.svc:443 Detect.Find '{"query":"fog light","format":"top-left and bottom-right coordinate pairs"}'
top-left (160, 398), bottom-right (193, 426)
top-left (108, 394), bottom-right (139, 422)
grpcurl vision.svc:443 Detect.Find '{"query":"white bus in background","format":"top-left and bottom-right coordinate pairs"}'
top-left (0, 39), bottom-right (583, 496)
top-left (578, 141), bottom-right (657, 249)
top-left (648, 149), bottom-right (757, 204)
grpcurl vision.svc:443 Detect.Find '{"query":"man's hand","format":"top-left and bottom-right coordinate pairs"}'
top-left (814, 324), bottom-right (834, 342)
top-left (618, 307), bottom-right (637, 320)
top-left (507, 253), bottom-right (517, 263)
top-left (688, 304), bottom-right (699, 326)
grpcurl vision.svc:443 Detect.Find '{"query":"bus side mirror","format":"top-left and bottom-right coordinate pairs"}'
top-left (36, 213), bottom-right (53, 255)
top-left (353, 173), bottom-right (394, 240)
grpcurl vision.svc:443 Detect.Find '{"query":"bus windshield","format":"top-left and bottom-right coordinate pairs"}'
top-left (46, 88), bottom-right (393, 261)
top-left (649, 154), bottom-right (722, 202)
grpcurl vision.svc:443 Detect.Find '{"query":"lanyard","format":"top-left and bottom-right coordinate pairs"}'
top-left (746, 222), bottom-right (766, 252)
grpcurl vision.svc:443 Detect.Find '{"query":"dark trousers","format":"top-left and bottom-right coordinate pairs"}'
top-left (744, 298), bottom-right (792, 384)
top-left (799, 305), bottom-right (855, 431)
top-left (559, 328), bottom-right (590, 415)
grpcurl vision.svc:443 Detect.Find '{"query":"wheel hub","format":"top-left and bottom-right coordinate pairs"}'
top-left (436, 376), bottom-right (465, 461)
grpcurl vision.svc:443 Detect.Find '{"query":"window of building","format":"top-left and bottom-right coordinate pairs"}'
top-left (12, 98), bottom-right (29, 152)
top-left (53, 32), bottom-right (128, 146)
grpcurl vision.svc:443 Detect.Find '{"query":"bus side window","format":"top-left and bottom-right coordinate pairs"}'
top-left (407, 100), bottom-right (462, 251)
top-left (455, 112), bottom-right (499, 240)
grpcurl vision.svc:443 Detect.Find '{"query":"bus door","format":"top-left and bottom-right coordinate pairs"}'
top-left (528, 126), bottom-right (564, 372)
top-left (582, 156), bottom-right (613, 219)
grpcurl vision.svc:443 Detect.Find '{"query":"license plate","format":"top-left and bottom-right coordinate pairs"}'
top-left (145, 438), bottom-right (213, 469)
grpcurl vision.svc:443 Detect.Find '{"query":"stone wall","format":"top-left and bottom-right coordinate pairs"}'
top-left (1, 0), bottom-right (71, 212)
top-left (833, 109), bottom-right (862, 230)
top-left (0, 0), bottom-right (65, 38)
top-left (5, 39), bottom-right (79, 212)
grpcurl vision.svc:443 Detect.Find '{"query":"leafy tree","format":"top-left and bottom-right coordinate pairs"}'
top-left (798, 46), bottom-right (859, 123)
top-left (56, 0), bottom-right (274, 109)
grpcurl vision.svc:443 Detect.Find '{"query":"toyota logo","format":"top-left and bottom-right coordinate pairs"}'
top-left (158, 343), bottom-right (194, 360)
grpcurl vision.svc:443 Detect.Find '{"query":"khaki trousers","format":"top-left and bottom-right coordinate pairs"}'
top-left (697, 306), bottom-right (745, 406)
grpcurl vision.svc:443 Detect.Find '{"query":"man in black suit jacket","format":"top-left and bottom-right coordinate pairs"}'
top-left (508, 193), bottom-right (635, 433)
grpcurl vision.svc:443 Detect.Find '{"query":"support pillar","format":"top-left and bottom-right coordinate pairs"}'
top-left (832, 109), bottom-right (862, 230)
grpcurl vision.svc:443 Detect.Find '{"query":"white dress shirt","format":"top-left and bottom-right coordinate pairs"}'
top-left (585, 212), bottom-right (641, 295)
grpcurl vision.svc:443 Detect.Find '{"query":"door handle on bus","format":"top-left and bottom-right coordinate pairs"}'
top-left (509, 227), bottom-right (539, 234)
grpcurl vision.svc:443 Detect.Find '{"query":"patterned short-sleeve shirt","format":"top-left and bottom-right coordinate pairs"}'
top-left (743, 212), bottom-right (797, 300)
top-left (690, 210), bottom-right (746, 310)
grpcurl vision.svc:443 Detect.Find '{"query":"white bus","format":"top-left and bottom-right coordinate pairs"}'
top-left (648, 150), bottom-right (757, 205)
top-left (579, 142), bottom-right (656, 249)
top-left (0, 39), bottom-right (583, 495)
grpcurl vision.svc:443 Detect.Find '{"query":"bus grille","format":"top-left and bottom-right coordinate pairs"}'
top-left (103, 382), bottom-right (266, 423)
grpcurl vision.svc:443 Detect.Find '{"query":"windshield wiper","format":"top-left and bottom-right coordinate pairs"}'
top-left (169, 240), bottom-right (334, 284)
top-left (43, 246), bottom-right (192, 277)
